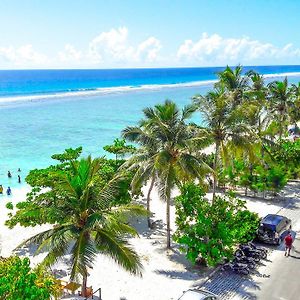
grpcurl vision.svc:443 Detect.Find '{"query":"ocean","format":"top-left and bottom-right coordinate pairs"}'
top-left (1, 65), bottom-right (300, 189)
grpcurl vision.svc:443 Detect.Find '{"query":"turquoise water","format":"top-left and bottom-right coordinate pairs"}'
top-left (0, 85), bottom-right (210, 188)
top-left (0, 67), bottom-right (300, 189)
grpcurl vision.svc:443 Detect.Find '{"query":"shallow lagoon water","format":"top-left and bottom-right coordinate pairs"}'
top-left (1, 71), bottom-right (300, 189)
top-left (0, 85), bottom-right (210, 188)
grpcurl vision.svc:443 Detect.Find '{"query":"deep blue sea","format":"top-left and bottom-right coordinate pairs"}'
top-left (0, 65), bottom-right (300, 189)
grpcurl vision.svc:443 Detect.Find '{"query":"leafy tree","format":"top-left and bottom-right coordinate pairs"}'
top-left (272, 139), bottom-right (300, 178)
top-left (123, 100), bottom-right (210, 248)
top-left (0, 256), bottom-right (60, 300)
top-left (51, 146), bottom-right (83, 163)
top-left (6, 149), bottom-right (135, 228)
top-left (8, 156), bottom-right (146, 296)
top-left (103, 138), bottom-right (136, 161)
top-left (174, 183), bottom-right (259, 266)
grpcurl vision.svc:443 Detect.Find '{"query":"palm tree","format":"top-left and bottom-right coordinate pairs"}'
top-left (289, 83), bottom-right (300, 130)
top-left (17, 156), bottom-right (145, 296)
top-left (123, 100), bottom-right (210, 248)
top-left (122, 142), bottom-right (158, 228)
top-left (215, 65), bottom-right (249, 106)
top-left (193, 86), bottom-right (255, 200)
top-left (267, 77), bottom-right (291, 140)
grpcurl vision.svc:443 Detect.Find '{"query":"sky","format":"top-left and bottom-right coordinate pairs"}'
top-left (0, 0), bottom-right (300, 69)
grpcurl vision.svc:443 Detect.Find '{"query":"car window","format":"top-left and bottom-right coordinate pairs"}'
top-left (277, 220), bottom-right (284, 232)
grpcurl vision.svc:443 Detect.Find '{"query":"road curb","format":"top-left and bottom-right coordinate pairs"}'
top-left (196, 265), bottom-right (222, 288)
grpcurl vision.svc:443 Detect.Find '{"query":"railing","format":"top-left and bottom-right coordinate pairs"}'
top-left (85, 287), bottom-right (102, 300)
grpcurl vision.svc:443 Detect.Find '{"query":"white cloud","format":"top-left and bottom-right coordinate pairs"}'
top-left (0, 44), bottom-right (49, 66)
top-left (177, 33), bottom-right (300, 65)
top-left (58, 44), bottom-right (82, 62)
top-left (87, 27), bottom-right (161, 65)
top-left (1, 30), bottom-right (300, 68)
top-left (136, 37), bottom-right (162, 62)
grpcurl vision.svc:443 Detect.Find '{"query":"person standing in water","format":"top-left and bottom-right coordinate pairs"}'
top-left (8, 171), bottom-right (12, 178)
top-left (6, 187), bottom-right (11, 196)
top-left (0, 185), bottom-right (3, 194)
top-left (18, 168), bottom-right (21, 172)
top-left (18, 175), bottom-right (21, 183)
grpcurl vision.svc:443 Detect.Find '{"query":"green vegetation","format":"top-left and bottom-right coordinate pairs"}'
top-left (103, 138), bottom-right (136, 162)
top-left (7, 153), bottom-right (146, 296)
top-left (6, 66), bottom-right (300, 291)
top-left (174, 183), bottom-right (260, 266)
top-left (0, 256), bottom-right (60, 300)
top-left (122, 100), bottom-right (210, 248)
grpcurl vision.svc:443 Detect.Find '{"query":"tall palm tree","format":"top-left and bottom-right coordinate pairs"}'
top-left (215, 65), bottom-right (249, 106)
top-left (267, 77), bottom-right (291, 140)
top-left (289, 83), bottom-right (300, 129)
top-left (123, 100), bottom-right (210, 248)
top-left (193, 86), bottom-right (255, 200)
top-left (124, 144), bottom-right (158, 228)
top-left (17, 156), bottom-right (145, 296)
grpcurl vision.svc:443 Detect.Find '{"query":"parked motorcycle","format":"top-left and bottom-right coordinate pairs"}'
top-left (234, 249), bottom-right (261, 263)
top-left (247, 242), bottom-right (268, 259)
top-left (233, 256), bottom-right (256, 270)
top-left (222, 262), bottom-right (250, 275)
top-left (239, 244), bottom-right (265, 260)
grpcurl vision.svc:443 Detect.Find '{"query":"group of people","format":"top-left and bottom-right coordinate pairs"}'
top-left (0, 168), bottom-right (22, 196)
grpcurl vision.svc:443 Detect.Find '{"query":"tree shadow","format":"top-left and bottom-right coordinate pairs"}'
top-left (197, 271), bottom-right (261, 300)
top-left (13, 243), bottom-right (38, 256)
top-left (234, 181), bottom-right (300, 211)
top-left (154, 269), bottom-right (199, 280)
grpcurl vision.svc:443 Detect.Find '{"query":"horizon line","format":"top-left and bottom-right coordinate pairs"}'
top-left (1, 64), bottom-right (300, 71)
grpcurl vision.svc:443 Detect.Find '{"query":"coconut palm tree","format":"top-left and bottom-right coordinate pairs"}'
top-left (267, 77), bottom-right (291, 140)
top-left (215, 65), bottom-right (250, 106)
top-left (289, 83), bottom-right (300, 130)
top-left (16, 156), bottom-right (145, 296)
top-left (123, 100), bottom-right (210, 248)
top-left (193, 86), bottom-right (255, 200)
top-left (119, 133), bottom-right (158, 228)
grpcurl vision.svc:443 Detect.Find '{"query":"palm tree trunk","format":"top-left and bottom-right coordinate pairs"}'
top-left (166, 195), bottom-right (171, 249)
top-left (279, 111), bottom-right (283, 141)
top-left (147, 176), bottom-right (155, 228)
top-left (212, 142), bottom-right (220, 202)
top-left (81, 271), bottom-right (88, 296)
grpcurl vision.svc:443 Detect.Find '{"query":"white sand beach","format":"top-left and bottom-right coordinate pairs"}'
top-left (0, 180), bottom-right (297, 300)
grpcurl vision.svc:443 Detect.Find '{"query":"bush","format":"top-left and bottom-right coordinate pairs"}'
top-left (0, 257), bottom-right (60, 300)
top-left (174, 183), bottom-right (260, 266)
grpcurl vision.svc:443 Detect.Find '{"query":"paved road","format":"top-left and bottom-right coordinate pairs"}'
top-left (201, 182), bottom-right (300, 300)
top-left (252, 234), bottom-right (300, 300)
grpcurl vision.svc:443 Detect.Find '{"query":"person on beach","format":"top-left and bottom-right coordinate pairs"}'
top-left (6, 186), bottom-right (11, 196)
top-left (7, 171), bottom-right (12, 178)
top-left (0, 185), bottom-right (3, 194)
top-left (284, 231), bottom-right (293, 256)
top-left (18, 175), bottom-right (21, 183)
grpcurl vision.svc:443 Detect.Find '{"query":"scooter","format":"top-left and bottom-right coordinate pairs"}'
top-left (239, 244), bottom-right (265, 260)
top-left (247, 242), bottom-right (268, 259)
top-left (235, 249), bottom-right (261, 263)
top-left (222, 262), bottom-right (250, 275)
top-left (233, 256), bottom-right (256, 270)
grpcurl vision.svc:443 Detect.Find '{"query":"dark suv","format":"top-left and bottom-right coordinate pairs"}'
top-left (257, 214), bottom-right (291, 245)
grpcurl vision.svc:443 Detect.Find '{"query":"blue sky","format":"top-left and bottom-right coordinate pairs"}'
top-left (0, 0), bottom-right (299, 68)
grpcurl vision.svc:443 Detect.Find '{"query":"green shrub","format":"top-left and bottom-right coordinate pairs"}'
top-left (174, 183), bottom-right (260, 266)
